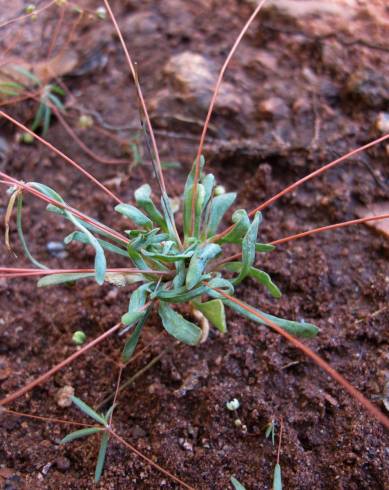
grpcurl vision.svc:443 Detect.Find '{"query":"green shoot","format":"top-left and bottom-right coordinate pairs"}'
top-left (60, 396), bottom-right (114, 482)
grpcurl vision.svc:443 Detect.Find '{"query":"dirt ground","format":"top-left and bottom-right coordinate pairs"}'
top-left (0, 0), bottom-right (388, 489)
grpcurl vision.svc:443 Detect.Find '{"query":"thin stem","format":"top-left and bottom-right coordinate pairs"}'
top-left (0, 0), bottom-right (56, 29)
top-left (108, 367), bottom-right (123, 425)
top-left (102, 0), bottom-right (182, 246)
top-left (0, 173), bottom-right (128, 243)
top-left (270, 213), bottom-right (389, 246)
top-left (101, 1), bottom-right (164, 186)
top-left (212, 288), bottom-right (389, 430)
top-left (3, 408), bottom-right (94, 428)
top-left (190, 0), bottom-right (268, 235)
top-left (212, 213), bottom-right (389, 268)
top-left (96, 346), bottom-right (171, 410)
top-left (213, 134), bottom-right (389, 241)
top-left (0, 110), bottom-right (122, 204)
top-left (108, 429), bottom-right (195, 490)
top-left (0, 323), bottom-right (122, 406)
top-left (52, 106), bottom-right (131, 165)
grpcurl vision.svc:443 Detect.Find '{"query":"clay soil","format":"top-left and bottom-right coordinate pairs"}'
top-left (0, 1), bottom-right (388, 489)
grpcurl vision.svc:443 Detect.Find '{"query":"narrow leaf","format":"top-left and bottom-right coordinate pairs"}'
top-left (230, 476), bottom-right (246, 490)
top-left (158, 302), bottom-right (202, 345)
top-left (60, 427), bottom-right (102, 444)
top-left (256, 243), bottom-right (276, 252)
top-left (183, 155), bottom-right (205, 237)
top-left (115, 203), bottom-right (152, 229)
top-left (122, 308), bottom-right (150, 362)
top-left (95, 432), bottom-right (109, 482)
top-left (186, 243), bottom-right (222, 290)
top-left (273, 464), bottom-right (282, 490)
top-left (38, 272), bottom-right (95, 287)
top-left (70, 396), bottom-right (107, 426)
top-left (219, 298), bottom-right (319, 338)
top-left (206, 192), bottom-right (237, 237)
top-left (233, 212), bottom-right (261, 285)
top-left (134, 184), bottom-right (166, 230)
top-left (218, 209), bottom-right (250, 244)
top-left (225, 262), bottom-right (281, 298)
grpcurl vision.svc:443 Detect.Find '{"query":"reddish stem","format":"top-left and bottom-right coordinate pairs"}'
top-left (190, 0), bottom-right (268, 235)
top-left (108, 429), bottom-right (195, 490)
top-left (212, 288), bottom-right (389, 430)
top-left (0, 110), bottom-right (122, 204)
top-left (213, 213), bottom-right (389, 268)
top-left (214, 134), bottom-right (389, 241)
top-left (0, 0), bottom-right (56, 29)
top-left (0, 323), bottom-right (123, 406)
top-left (0, 173), bottom-right (128, 243)
top-left (3, 408), bottom-right (95, 428)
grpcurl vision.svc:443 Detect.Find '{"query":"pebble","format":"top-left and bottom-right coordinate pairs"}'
top-left (46, 241), bottom-right (68, 259)
top-left (55, 456), bottom-right (70, 472)
top-left (56, 385), bottom-right (74, 408)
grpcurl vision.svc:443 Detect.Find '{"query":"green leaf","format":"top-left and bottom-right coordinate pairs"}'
top-left (141, 248), bottom-right (194, 263)
top-left (70, 396), bottom-right (107, 426)
top-left (233, 212), bottom-right (261, 285)
top-left (206, 277), bottom-right (235, 295)
top-left (256, 243), bottom-right (275, 253)
top-left (186, 243), bottom-right (222, 290)
top-left (16, 193), bottom-right (48, 269)
top-left (224, 263), bottom-right (281, 298)
top-left (11, 65), bottom-right (41, 85)
top-left (95, 432), bottom-right (109, 482)
top-left (65, 231), bottom-right (128, 258)
top-left (42, 105), bottom-right (52, 134)
top-left (230, 476), bottom-right (246, 490)
top-left (155, 284), bottom-right (208, 303)
top-left (30, 183), bottom-right (106, 285)
top-left (206, 192), bottom-right (237, 237)
top-left (218, 209), bottom-right (250, 244)
top-left (158, 302), bottom-right (202, 345)
top-left (122, 308), bottom-right (150, 362)
top-left (273, 463), bottom-right (282, 490)
top-left (115, 203), bottom-right (153, 229)
top-left (38, 272), bottom-right (95, 287)
top-left (134, 184), bottom-right (166, 231)
top-left (220, 298), bottom-right (319, 338)
top-left (183, 155), bottom-right (205, 237)
top-left (201, 173), bottom-right (215, 212)
top-left (60, 427), bottom-right (102, 444)
top-left (121, 309), bottom-right (146, 326)
top-left (160, 191), bottom-right (179, 242)
top-left (192, 299), bottom-right (226, 333)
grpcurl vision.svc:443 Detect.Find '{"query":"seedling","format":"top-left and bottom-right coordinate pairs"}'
top-left (60, 396), bottom-right (113, 482)
top-left (0, 66), bottom-right (65, 135)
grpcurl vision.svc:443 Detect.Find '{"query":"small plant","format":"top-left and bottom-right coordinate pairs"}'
top-left (60, 396), bottom-right (114, 482)
top-left (0, 66), bottom-right (65, 135)
top-left (7, 157), bottom-right (318, 367)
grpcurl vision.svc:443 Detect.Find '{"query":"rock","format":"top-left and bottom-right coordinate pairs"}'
top-left (258, 97), bottom-right (290, 119)
top-left (55, 456), bottom-right (70, 472)
top-left (161, 51), bottom-right (245, 115)
top-left (46, 241), bottom-right (68, 259)
top-left (375, 113), bottom-right (389, 134)
top-left (343, 70), bottom-right (388, 110)
top-left (56, 385), bottom-right (74, 408)
top-left (265, 0), bottom-right (358, 19)
top-left (124, 12), bottom-right (159, 35)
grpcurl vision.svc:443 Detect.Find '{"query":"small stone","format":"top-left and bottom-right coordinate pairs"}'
top-left (55, 456), bottom-right (70, 471)
top-left (56, 385), bottom-right (74, 408)
top-left (178, 438), bottom-right (193, 452)
top-left (258, 97), bottom-right (289, 119)
top-left (375, 113), bottom-right (389, 134)
top-left (46, 241), bottom-right (68, 259)
top-left (226, 398), bottom-right (240, 411)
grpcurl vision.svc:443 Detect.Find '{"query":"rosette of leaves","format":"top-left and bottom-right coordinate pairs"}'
top-left (12, 156), bottom-right (319, 365)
